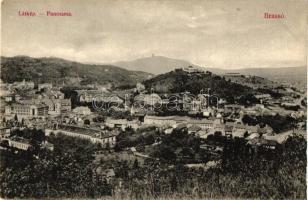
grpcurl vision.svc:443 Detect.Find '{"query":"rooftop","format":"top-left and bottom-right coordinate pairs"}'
top-left (10, 136), bottom-right (31, 144)
top-left (144, 115), bottom-right (214, 124)
top-left (248, 137), bottom-right (278, 146)
top-left (57, 124), bottom-right (116, 138)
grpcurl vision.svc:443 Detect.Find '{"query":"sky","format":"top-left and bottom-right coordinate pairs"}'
top-left (1, 0), bottom-right (307, 69)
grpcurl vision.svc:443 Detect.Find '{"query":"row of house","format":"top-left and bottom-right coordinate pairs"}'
top-left (76, 89), bottom-right (126, 104)
top-left (2, 89), bottom-right (72, 122)
top-left (144, 115), bottom-right (216, 130)
top-left (11, 79), bottom-right (35, 90)
top-left (4, 80), bottom-right (54, 92)
top-left (181, 66), bottom-right (206, 74)
top-left (75, 87), bottom-right (224, 112)
top-left (142, 115), bottom-right (274, 139)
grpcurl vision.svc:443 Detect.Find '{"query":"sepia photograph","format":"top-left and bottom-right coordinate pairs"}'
top-left (0, 0), bottom-right (307, 199)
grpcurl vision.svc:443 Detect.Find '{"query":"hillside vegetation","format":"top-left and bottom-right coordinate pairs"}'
top-left (143, 69), bottom-right (255, 103)
top-left (223, 75), bottom-right (279, 89)
top-left (1, 56), bottom-right (151, 87)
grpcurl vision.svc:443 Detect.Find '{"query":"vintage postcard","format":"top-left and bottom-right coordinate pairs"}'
top-left (0, 0), bottom-right (307, 199)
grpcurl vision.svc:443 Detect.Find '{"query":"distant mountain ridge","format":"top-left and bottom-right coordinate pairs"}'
top-left (113, 55), bottom-right (199, 75)
top-left (2, 55), bottom-right (304, 88)
top-left (1, 56), bottom-right (152, 87)
top-left (208, 66), bottom-right (307, 87)
top-left (207, 66), bottom-right (306, 77)
top-left (112, 55), bottom-right (306, 86)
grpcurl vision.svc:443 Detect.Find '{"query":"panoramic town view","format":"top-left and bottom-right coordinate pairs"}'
top-left (1, 0), bottom-right (307, 199)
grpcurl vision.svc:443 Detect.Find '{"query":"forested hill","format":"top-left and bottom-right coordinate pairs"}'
top-left (143, 69), bottom-right (257, 103)
top-left (1, 56), bottom-right (152, 87)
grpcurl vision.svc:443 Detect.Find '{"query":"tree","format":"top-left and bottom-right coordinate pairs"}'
top-left (152, 145), bottom-right (176, 162)
top-left (133, 159), bottom-right (139, 169)
top-left (84, 119), bottom-right (91, 125)
top-left (94, 115), bottom-right (105, 123)
top-left (144, 134), bottom-right (155, 145)
top-left (105, 142), bottom-right (110, 151)
top-left (14, 114), bottom-right (18, 122)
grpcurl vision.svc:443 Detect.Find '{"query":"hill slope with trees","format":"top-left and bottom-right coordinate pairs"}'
top-left (1, 56), bottom-right (152, 87)
top-left (143, 69), bottom-right (257, 104)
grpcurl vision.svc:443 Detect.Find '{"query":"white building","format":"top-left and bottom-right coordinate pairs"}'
top-left (73, 106), bottom-right (91, 115)
top-left (38, 83), bottom-right (53, 91)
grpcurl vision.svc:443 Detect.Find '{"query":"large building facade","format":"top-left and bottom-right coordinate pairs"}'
top-left (4, 103), bottom-right (49, 121)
